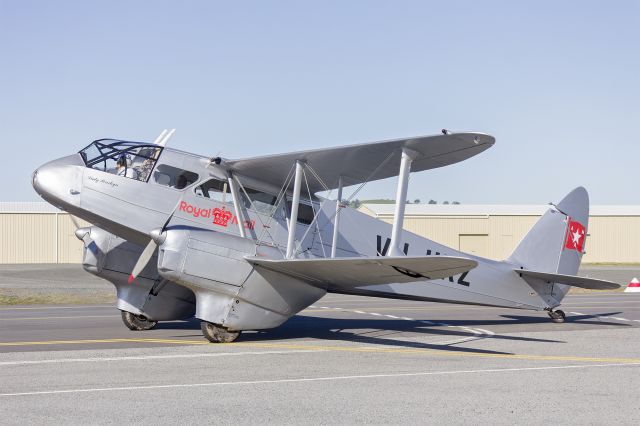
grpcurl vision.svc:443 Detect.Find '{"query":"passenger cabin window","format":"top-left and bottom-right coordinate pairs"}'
top-left (286, 201), bottom-right (315, 225)
top-left (240, 187), bottom-right (279, 216)
top-left (194, 178), bottom-right (233, 204)
top-left (153, 164), bottom-right (198, 189)
top-left (79, 140), bottom-right (162, 182)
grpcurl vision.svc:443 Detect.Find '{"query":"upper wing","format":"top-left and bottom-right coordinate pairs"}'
top-left (517, 269), bottom-right (620, 290)
top-left (226, 132), bottom-right (494, 194)
top-left (246, 255), bottom-right (478, 289)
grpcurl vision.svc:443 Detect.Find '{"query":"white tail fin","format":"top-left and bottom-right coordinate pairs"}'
top-left (509, 187), bottom-right (589, 302)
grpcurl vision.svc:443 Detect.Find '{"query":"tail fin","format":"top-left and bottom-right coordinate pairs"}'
top-left (509, 187), bottom-right (589, 303)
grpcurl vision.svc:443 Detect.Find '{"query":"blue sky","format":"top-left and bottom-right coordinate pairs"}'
top-left (1, 1), bottom-right (638, 204)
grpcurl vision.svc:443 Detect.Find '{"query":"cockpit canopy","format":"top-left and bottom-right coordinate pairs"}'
top-left (79, 139), bottom-right (163, 182)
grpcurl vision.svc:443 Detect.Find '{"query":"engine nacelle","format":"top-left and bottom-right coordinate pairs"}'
top-left (157, 227), bottom-right (326, 331)
top-left (79, 226), bottom-right (196, 321)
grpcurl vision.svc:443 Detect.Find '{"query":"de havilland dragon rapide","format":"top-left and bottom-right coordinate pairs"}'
top-left (32, 129), bottom-right (619, 343)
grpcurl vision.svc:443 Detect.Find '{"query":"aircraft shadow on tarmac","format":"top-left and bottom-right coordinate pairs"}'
top-left (497, 312), bottom-right (631, 327)
top-left (157, 309), bottom-right (633, 356)
top-left (395, 312), bottom-right (633, 329)
top-left (156, 314), bottom-right (620, 356)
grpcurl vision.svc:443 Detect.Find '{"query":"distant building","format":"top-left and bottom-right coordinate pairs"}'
top-left (1, 202), bottom-right (638, 264)
top-left (359, 203), bottom-right (640, 264)
top-left (0, 202), bottom-right (88, 264)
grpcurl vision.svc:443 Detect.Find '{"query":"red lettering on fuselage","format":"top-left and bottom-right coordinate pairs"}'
top-left (179, 201), bottom-right (254, 230)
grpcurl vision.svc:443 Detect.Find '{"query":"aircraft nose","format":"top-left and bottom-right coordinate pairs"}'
top-left (31, 168), bottom-right (43, 194)
top-left (32, 154), bottom-right (85, 209)
top-left (31, 162), bottom-right (60, 198)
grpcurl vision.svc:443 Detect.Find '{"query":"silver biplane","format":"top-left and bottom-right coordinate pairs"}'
top-left (32, 129), bottom-right (619, 342)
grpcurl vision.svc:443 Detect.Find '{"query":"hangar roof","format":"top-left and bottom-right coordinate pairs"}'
top-left (1, 202), bottom-right (639, 217)
top-left (360, 203), bottom-right (640, 217)
top-left (0, 202), bottom-right (61, 213)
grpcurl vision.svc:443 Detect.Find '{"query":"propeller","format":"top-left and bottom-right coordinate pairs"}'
top-left (153, 129), bottom-right (176, 147)
top-left (69, 214), bottom-right (91, 244)
top-left (128, 200), bottom-right (181, 284)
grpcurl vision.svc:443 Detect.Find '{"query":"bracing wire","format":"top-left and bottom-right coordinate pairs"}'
top-left (295, 165), bottom-right (327, 258)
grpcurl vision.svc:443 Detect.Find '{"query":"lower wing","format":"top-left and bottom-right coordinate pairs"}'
top-left (245, 255), bottom-right (477, 289)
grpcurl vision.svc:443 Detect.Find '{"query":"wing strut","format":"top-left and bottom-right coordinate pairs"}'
top-left (389, 148), bottom-right (417, 256)
top-left (286, 161), bottom-right (304, 258)
top-left (330, 176), bottom-right (344, 258)
top-left (227, 174), bottom-right (246, 239)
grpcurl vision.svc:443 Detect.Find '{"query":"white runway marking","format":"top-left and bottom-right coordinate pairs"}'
top-left (0, 350), bottom-right (318, 367)
top-left (3, 362), bottom-right (639, 397)
top-left (569, 311), bottom-right (637, 324)
top-left (309, 305), bottom-right (495, 342)
top-left (474, 328), bottom-right (495, 336)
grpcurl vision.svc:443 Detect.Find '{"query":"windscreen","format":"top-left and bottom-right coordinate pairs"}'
top-left (79, 139), bottom-right (162, 182)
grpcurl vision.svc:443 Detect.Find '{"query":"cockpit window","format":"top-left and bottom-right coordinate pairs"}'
top-left (153, 164), bottom-right (199, 189)
top-left (79, 139), bottom-right (162, 182)
top-left (195, 178), bottom-right (233, 204)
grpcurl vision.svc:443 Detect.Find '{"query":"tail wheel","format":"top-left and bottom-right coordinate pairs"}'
top-left (201, 321), bottom-right (241, 343)
top-left (548, 309), bottom-right (566, 323)
top-left (121, 311), bottom-right (158, 331)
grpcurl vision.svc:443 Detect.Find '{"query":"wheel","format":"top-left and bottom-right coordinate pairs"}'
top-left (548, 309), bottom-right (566, 323)
top-left (121, 310), bottom-right (158, 331)
top-left (201, 321), bottom-right (241, 343)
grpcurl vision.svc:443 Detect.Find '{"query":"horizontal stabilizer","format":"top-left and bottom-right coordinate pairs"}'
top-left (247, 256), bottom-right (478, 289)
top-left (517, 269), bottom-right (620, 290)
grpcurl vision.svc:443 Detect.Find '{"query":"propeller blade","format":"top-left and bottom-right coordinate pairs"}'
top-left (69, 214), bottom-right (81, 229)
top-left (128, 239), bottom-right (157, 284)
top-left (152, 129), bottom-right (169, 145)
top-left (128, 198), bottom-right (183, 284)
top-left (157, 129), bottom-right (176, 147)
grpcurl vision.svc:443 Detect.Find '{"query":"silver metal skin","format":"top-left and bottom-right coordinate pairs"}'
top-left (33, 132), bottom-right (619, 342)
top-left (79, 226), bottom-right (195, 321)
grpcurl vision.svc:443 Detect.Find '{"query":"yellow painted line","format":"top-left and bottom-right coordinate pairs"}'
top-left (235, 342), bottom-right (640, 364)
top-left (0, 306), bottom-right (113, 311)
top-left (1, 338), bottom-right (639, 365)
top-left (0, 315), bottom-right (117, 321)
top-left (0, 338), bottom-right (207, 347)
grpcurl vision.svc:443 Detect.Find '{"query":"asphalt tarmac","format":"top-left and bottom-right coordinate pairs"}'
top-left (1, 289), bottom-right (640, 424)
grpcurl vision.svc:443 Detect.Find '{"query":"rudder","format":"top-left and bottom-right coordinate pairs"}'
top-left (509, 187), bottom-right (589, 303)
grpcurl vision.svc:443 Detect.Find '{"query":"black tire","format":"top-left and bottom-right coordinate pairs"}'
top-left (121, 310), bottom-right (158, 331)
top-left (548, 309), bottom-right (566, 324)
top-left (201, 321), bottom-right (241, 343)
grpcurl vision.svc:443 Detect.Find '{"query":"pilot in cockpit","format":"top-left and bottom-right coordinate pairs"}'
top-left (116, 154), bottom-right (138, 180)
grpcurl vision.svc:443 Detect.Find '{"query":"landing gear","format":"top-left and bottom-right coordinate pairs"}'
top-left (121, 311), bottom-right (158, 331)
top-left (547, 309), bottom-right (566, 323)
top-left (201, 321), bottom-right (241, 343)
